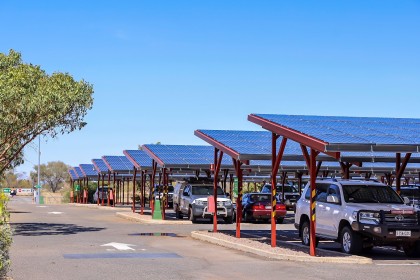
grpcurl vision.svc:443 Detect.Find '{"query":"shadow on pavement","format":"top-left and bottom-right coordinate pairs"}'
top-left (10, 223), bottom-right (105, 236)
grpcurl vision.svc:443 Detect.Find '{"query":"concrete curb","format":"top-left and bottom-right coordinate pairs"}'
top-left (69, 203), bottom-right (131, 211)
top-left (191, 231), bottom-right (372, 264)
top-left (116, 212), bottom-right (192, 225)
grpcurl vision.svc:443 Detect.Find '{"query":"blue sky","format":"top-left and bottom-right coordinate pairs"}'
top-left (1, 1), bottom-right (419, 178)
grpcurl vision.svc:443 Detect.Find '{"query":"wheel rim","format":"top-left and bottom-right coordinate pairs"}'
top-left (302, 225), bottom-right (310, 245)
top-left (342, 231), bottom-right (351, 253)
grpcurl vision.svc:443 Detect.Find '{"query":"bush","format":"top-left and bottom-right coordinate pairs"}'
top-left (0, 193), bottom-right (12, 278)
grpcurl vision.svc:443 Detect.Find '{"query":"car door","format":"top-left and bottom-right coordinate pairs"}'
top-left (321, 184), bottom-right (342, 238)
top-left (180, 185), bottom-right (190, 213)
top-left (314, 183), bottom-right (329, 236)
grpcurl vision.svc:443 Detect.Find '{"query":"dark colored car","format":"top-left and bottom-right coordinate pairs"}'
top-left (260, 184), bottom-right (300, 210)
top-left (241, 193), bottom-right (286, 223)
top-left (398, 185), bottom-right (420, 209)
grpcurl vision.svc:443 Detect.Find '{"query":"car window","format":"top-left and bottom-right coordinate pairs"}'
top-left (191, 185), bottom-right (224, 195)
top-left (276, 185), bottom-right (298, 193)
top-left (304, 183), bottom-right (329, 202)
top-left (343, 184), bottom-right (403, 204)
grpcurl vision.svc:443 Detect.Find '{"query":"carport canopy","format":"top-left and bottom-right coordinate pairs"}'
top-left (248, 113), bottom-right (420, 256)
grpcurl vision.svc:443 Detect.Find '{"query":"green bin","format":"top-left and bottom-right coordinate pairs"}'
top-left (39, 196), bottom-right (44, 205)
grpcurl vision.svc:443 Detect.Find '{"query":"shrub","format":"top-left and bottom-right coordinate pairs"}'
top-left (0, 193), bottom-right (12, 278)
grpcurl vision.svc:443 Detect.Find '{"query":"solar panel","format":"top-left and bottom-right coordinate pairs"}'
top-left (253, 114), bottom-right (420, 147)
top-left (124, 150), bottom-right (153, 169)
top-left (102, 155), bottom-right (134, 173)
top-left (79, 164), bottom-right (97, 177)
top-left (92, 159), bottom-right (109, 173)
top-left (142, 144), bottom-right (232, 167)
top-left (68, 169), bottom-right (78, 180)
top-left (73, 166), bottom-right (84, 178)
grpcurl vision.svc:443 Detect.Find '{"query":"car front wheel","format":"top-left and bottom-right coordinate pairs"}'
top-left (340, 226), bottom-right (363, 254)
top-left (188, 207), bottom-right (197, 223)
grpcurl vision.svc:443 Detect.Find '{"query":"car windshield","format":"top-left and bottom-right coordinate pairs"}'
top-left (275, 185), bottom-right (298, 193)
top-left (343, 184), bottom-right (403, 204)
top-left (249, 194), bottom-right (271, 202)
top-left (191, 186), bottom-right (224, 196)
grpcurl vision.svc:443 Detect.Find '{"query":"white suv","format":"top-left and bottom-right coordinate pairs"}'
top-left (295, 179), bottom-right (420, 257)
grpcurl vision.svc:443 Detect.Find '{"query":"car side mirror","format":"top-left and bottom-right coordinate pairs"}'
top-left (403, 196), bottom-right (410, 205)
top-left (327, 195), bottom-right (340, 204)
top-left (183, 191), bottom-right (189, 196)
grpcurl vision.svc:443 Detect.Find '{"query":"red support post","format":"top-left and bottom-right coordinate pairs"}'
top-left (140, 171), bottom-right (145, 215)
top-left (233, 159), bottom-right (243, 238)
top-left (151, 160), bottom-right (157, 214)
top-left (132, 168), bottom-right (137, 213)
top-left (212, 148), bottom-right (224, 232)
top-left (107, 172), bottom-right (111, 206)
top-left (97, 174), bottom-right (100, 206)
top-left (101, 174), bottom-right (105, 206)
top-left (309, 148), bottom-right (320, 256)
top-left (271, 134), bottom-right (287, 247)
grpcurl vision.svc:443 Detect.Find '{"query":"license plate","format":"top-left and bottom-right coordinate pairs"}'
top-left (396, 230), bottom-right (411, 237)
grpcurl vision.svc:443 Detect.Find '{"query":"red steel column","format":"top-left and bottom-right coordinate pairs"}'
top-left (271, 134), bottom-right (287, 247)
top-left (233, 159), bottom-right (243, 238)
top-left (107, 172), bottom-right (111, 206)
top-left (151, 160), bottom-right (157, 213)
top-left (101, 174), bottom-right (105, 206)
top-left (132, 168), bottom-right (137, 213)
top-left (213, 148), bottom-right (224, 232)
top-left (309, 148), bottom-right (318, 256)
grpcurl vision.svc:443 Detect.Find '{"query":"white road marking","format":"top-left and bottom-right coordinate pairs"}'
top-left (36, 206), bottom-right (48, 208)
top-left (48, 212), bottom-right (63, 215)
top-left (376, 263), bottom-right (420, 266)
top-left (101, 242), bottom-right (136, 251)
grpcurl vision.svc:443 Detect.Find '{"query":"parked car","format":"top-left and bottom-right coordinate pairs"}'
top-left (295, 178), bottom-right (420, 257)
top-left (154, 185), bottom-right (174, 208)
top-left (173, 178), bottom-right (234, 224)
top-left (395, 185), bottom-right (420, 209)
top-left (261, 183), bottom-right (300, 210)
top-left (93, 186), bottom-right (109, 203)
top-left (241, 193), bottom-right (286, 223)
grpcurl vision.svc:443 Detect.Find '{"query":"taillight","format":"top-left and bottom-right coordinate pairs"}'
top-left (276, 204), bottom-right (286, 210)
top-left (252, 204), bottom-right (265, 210)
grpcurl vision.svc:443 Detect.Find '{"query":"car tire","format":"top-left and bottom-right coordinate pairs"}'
top-left (300, 220), bottom-right (319, 247)
top-left (403, 241), bottom-right (420, 257)
top-left (276, 217), bottom-right (284, 224)
top-left (188, 207), bottom-right (196, 223)
top-left (224, 216), bottom-right (233, 224)
top-left (243, 211), bottom-right (250, 223)
top-left (175, 204), bottom-right (183, 219)
top-left (340, 226), bottom-right (363, 254)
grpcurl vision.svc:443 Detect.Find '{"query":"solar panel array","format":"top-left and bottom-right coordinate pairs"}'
top-left (124, 150), bottom-right (153, 169)
top-left (102, 155), bottom-right (134, 173)
top-left (68, 169), bottom-right (78, 180)
top-left (92, 158), bottom-right (109, 173)
top-left (143, 144), bottom-right (232, 167)
top-left (196, 130), bottom-right (304, 160)
top-left (79, 164), bottom-right (98, 177)
top-left (73, 166), bottom-right (84, 178)
top-left (254, 114), bottom-right (420, 145)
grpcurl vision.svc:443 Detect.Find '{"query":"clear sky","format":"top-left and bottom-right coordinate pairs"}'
top-left (1, 1), bottom-right (419, 178)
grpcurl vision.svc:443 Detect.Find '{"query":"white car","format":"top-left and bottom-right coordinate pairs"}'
top-left (93, 187), bottom-right (109, 203)
top-left (295, 179), bottom-right (420, 257)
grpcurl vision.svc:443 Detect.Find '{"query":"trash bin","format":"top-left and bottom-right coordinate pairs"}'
top-left (39, 196), bottom-right (44, 205)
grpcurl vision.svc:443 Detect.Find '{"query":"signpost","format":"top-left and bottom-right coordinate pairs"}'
top-left (2, 188), bottom-right (11, 194)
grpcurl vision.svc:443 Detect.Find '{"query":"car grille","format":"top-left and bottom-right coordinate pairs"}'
top-left (383, 212), bottom-right (419, 226)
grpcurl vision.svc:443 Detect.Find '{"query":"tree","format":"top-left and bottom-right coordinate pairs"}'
top-left (31, 161), bottom-right (69, 193)
top-left (0, 49), bottom-right (94, 174)
top-left (0, 171), bottom-right (18, 189)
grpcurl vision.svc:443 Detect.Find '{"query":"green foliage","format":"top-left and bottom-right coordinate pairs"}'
top-left (0, 193), bottom-right (12, 277)
top-left (31, 161), bottom-right (70, 193)
top-left (0, 49), bottom-right (94, 174)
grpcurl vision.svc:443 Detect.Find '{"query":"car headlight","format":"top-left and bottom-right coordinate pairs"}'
top-left (223, 200), bottom-right (232, 206)
top-left (359, 211), bottom-right (380, 225)
top-left (194, 199), bottom-right (204, 206)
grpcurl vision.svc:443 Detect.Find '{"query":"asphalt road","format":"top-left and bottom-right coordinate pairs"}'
top-left (7, 197), bottom-right (420, 280)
